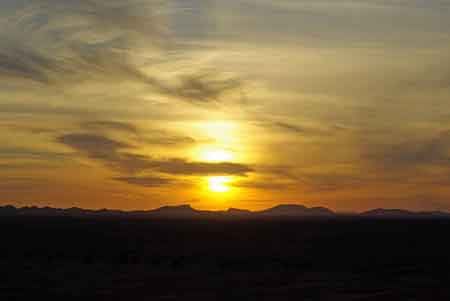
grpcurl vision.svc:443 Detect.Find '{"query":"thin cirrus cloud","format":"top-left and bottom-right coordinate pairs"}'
top-left (0, 0), bottom-right (241, 103)
top-left (270, 121), bottom-right (334, 137)
top-left (81, 120), bottom-right (197, 146)
top-left (0, 0), bottom-right (163, 82)
top-left (58, 133), bottom-right (253, 176)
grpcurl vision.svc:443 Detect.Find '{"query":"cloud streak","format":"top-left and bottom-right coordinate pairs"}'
top-left (112, 176), bottom-right (172, 188)
top-left (82, 121), bottom-right (139, 134)
top-left (0, 0), bottom-right (241, 103)
top-left (365, 130), bottom-right (450, 169)
top-left (0, 0), bottom-right (163, 81)
top-left (58, 133), bottom-right (253, 176)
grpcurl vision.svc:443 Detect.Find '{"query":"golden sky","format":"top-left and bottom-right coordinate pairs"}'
top-left (2, 0), bottom-right (450, 211)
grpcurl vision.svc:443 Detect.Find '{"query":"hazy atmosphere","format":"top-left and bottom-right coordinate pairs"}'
top-left (2, 0), bottom-right (450, 212)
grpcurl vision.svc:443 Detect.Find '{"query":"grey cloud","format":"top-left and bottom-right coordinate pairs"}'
top-left (151, 159), bottom-right (252, 176)
top-left (273, 122), bottom-right (310, 134)
top-left (57, 133), bottom-right (155, 173)
top-left (258, 118), bottom-right (347, 138)
top-left (113, 153), bottom-right (252, 176)
top-left (58, 133), bottom-right (253, 176)
top-left (0, 44), bottom-right (61, 83)
top-left (175, 73), bottom-right (242, 103)
top-left (112, 176), bottom-right (172, 188)
top-left (143, 135), bottom-right (196, 146)
top-left (292, 130), bottom-right (450, 194)
top-left (366, 130), bottom-right (450, 168)
top-left (272, 121), bottom-right (332, 136)
top-left (58, 133), bottom-right (131, 163)
top-left (82, 121), bottom-right (138, 134)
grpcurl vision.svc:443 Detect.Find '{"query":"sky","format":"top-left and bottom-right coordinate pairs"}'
top-left (2, 0), bottom-right (450, 212)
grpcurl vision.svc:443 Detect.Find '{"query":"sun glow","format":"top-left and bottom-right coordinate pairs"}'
top-left (208, 176), bottom-right (232, 193)
top-left (201, 121), bottom-right (237, 144)
top-left (201, 149), bottom-right (234, 162)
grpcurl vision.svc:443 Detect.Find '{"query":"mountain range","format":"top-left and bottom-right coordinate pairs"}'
top-left (1, 204), bottom-right (449, 219)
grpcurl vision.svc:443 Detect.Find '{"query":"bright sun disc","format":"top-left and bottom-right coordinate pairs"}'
top-left (208, 176), bottom-right (231, 193)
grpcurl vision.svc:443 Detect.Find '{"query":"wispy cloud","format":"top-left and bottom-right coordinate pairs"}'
top-left (0, 0), bottom-right (241, 103)
top-left (82, 121), bottom-right (139, 134)
top-left (0, 0), bottom-right (164, 82)
top-left (58, 133), bottom-right (253, 176)
top-left (112, 176), bottom-right (172, 188)
top-left (365, 130), bottom-right (450, 169)
top-left (81, 120), bottom-right (197, 146)
top-left (269, 121), bottom-right (335, 137)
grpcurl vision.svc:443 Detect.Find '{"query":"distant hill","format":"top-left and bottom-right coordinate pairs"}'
top-left (1, 204), bottom-right (449, 219)
top-left (147, 204), bottom-right (201, 217)
top-left (226, 208), bottom-right (253, 216)
top-left (257, 204), bottom-right (335, 217)
top-left (0, 205), bottom-right (125, 217)
top-left (361, 208), bottom-right (416, 218)
top-left (361, 208), bottom-right (450, 219)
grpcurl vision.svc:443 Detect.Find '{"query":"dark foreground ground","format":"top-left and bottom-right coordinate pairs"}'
top-left (1, 217), bottom-right (450, 300)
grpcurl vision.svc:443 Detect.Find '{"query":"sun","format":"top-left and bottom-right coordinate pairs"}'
top-left (208, 176), bottom-right (232, 193)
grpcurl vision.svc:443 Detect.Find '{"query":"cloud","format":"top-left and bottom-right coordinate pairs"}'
top-left (0, 147), bottom-right (67, 160)
top-left (174, 73), bottom-right (242, 103)
top-left (234, 180), bottom-right (290, 191)
top-left (58, 133), bottom-right (253, 176)
top-left (112, 176), bottom-right (172, 188)
top-left (0, 176), bottom-right (49, 191)
top-left (271, 121), bottom-right (332, 136)
top-left (81, 120), bottom-right (197, 146)
top-left (301, 172), bottom-right (369, 193)
top-left (0, 0), bottom-right (164, 82)
top-left (0, 0), bottom-right (241, 103)
top-left (58, 133), bottom-right (131, 162)
top-left (366, 130), bottom-right (450, 168)
top-left (143, 135), bottom-right (196, 146)
top-left (0, 102), bottom-right (95, 117)
top-left (256, 119), bottom-right (341, 139)
top-left (273, 122), bottom-right (311, 134)
top-left (82, 121), bottom-right (138, 134)
top-left (0, 44), bottom-right (61, 83)
top-left (0, 122), bottom-right (57, 134)
top-left (151, 159), bottom-right (252, 176)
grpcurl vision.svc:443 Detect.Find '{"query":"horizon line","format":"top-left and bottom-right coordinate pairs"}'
top-left (1, 203), bottom-right (450, 215)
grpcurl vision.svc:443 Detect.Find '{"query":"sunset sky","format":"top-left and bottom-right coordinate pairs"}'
top-left (2, 0), bottom-right (450, 211)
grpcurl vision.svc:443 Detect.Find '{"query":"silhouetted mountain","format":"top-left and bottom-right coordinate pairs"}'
top-left (361, 208), bottom-right (415, 217)
top-left (361, 208), bottom-right (450, 218)
top-left (1, 204), bottom-right (449, 219)
top-left (227, 208), bottom-right (252, 216)
top-left (0, 205), bottom-right (128, 217)
top-left (0, 205), bottom-right (17, 216)
top-left (425, 211), bottom-right (450, 217)
top-left (257, 204), bottom-right (335, 217)
top-left (147, 205), bottom-right (203, 217)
